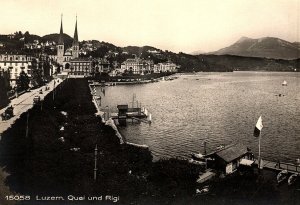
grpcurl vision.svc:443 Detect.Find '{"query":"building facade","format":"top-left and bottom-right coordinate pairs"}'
top-left (69, 58), bottom-right (91, 76)
top-left (121, 58), bottom-right (177, 75)
top-left (0, 54), bottom-right (33, 87)
top-left (153, 61), bottom-right (177, 73)
top-left (121, 58), bottom-right (154, 75)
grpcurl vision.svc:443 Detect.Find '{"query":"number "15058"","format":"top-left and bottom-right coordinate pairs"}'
top-left (5, 195), bottom-right (30, 200)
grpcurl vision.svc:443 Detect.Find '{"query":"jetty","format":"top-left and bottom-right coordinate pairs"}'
top-left (112, 105), bottom-right (151, 125)
top-left (254, 159), bottom-right (300, 174)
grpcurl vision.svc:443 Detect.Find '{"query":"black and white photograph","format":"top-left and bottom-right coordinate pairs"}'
top-left (0, 0), bottom-right (299, 204)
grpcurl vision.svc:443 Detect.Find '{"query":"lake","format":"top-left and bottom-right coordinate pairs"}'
top-left (97, 72), bottom-right (300, 162)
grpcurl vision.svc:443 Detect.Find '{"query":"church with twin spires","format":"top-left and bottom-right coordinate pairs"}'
top-left (56, 15), bottom-right (79, 69)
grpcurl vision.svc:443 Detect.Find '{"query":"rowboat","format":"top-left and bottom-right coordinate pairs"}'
top-left (277, 170), bottom-right (288, 184)
top-left (191, 152), bottom-right (205, 161)
top-left (288, 173), bottom-right (299, 186)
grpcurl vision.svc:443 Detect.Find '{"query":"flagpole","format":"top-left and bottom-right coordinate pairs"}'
top-left (258, 130), bottom-right (261, 169)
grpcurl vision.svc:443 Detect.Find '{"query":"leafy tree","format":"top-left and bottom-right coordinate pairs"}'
top-left (42, 58), bottom-right (51, 78)
top-left (30, 58), bottom-right (44, 87)
top-left (16, 71), bottom-right (30, 92)
top-left (0, 71), bottom-right (10, 108)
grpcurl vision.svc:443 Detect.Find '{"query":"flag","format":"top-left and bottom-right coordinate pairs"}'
top-left (253, 116), bottom-right (263, 137)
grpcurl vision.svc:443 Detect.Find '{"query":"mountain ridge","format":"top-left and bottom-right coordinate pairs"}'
top-left (207, 36), bottom-right (300, 60)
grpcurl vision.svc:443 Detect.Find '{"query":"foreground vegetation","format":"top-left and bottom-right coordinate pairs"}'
top-left (0, 79), bottom-right (201, 204)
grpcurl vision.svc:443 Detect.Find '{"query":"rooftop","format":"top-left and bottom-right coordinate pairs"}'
top-left (215, 144), bottom-right (250, 163)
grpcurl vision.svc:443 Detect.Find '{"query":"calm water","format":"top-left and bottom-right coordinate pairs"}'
top-left (97, 72), bottom-right (300, 162)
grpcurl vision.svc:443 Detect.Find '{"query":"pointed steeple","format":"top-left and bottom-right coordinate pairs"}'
top-left (58, 14), bottom-right (64, 45)
top-left (73, 15), bottom-right (79, 46)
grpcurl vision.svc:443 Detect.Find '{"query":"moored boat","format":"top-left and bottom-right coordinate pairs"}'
top-left (288, 173), bottom-right (299, 186)
top-left (191, 152), bottom-right (205, 161)
top-left (282, 80), bottom-right (287, 86)
top-left (277, 170), bottom-right (288, 184)
top-left (189, 159), bottom-right (206, 166)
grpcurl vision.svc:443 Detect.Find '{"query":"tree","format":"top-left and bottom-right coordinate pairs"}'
top-left (42, 57), bottom-right (51, 79)
top-left (0, 71), bottom-right (10, 109)
top-left (30, 58), bottom-right (44, 87)
top-left (16, 71), bottom-right (30, 92)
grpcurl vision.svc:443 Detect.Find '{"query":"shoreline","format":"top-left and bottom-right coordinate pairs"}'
top-left (88, 83), bottom-right (149, 148)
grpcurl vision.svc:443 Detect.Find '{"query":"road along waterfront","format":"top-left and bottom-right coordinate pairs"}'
top-left (0, 78), bottom-right (64, 138)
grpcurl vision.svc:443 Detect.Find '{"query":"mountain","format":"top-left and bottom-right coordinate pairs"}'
top-left (210, 37), bottom-right (300, 60)
top-left (190, 50), bottom-right (205, 55)
top-left (292, 42), bottom-right (300, 48)
top-left (122, 46), bottom-right (161, 56)
top-left (42, 33), bottom-right (73, 47)
top-left (0, 31), bottom-right (299, 72)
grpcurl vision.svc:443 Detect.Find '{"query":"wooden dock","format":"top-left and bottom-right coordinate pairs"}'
top-left (254, 159), bottom-right (300, 174)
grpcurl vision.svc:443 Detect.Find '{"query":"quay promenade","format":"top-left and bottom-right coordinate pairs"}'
top-left (0, 78), bottom-right (63, 138)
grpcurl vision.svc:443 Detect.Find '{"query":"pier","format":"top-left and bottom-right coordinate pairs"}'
top-left (254, 159), bottom-right (300, 174)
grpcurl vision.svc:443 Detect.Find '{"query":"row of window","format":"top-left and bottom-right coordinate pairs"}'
top-left (72, 65), bottom-right (90, 69)
top-left (72, 67), bottom-right (90, 71)
top-left (0, 56), bottom-right (27, 61)
top-left (71, 62), bottom-right (90, 65)
top-left (1, 62), bottom-right (25, 66)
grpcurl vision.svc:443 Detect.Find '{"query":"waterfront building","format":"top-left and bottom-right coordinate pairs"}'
top-left (69, 58), bottom-right (91, 76)
top-left (154, 61), bottom-right (177, 73)
top-left (120, 58), bottom-right (177, 75)
top-left (0, 53), bottom-right (57, 87)
top-left (121, 58), bottom-right (154, 75)
top-left (0, 54), bottom-right (33, 87)
top-left (209, 144), bottom-right (254, 175)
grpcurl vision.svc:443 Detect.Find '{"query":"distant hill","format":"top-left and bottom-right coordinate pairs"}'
top-left (209, 37), bottom-right (300, 60)
top-left (190, 50), bottom-right (205, 55)
top-left (122, 46), bottom-right (161, 56)
top-left (42, 33), bottom-right (73, 47)
top-left (0, 31), bottom-right (299, 72)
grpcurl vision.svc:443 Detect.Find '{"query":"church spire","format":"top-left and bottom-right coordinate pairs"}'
top-left (73, 15), bottom-right (79, 46)
top-left (72, 15), bottom-right (79, 59)
top-left (58, 14), bottom-right (64, 45)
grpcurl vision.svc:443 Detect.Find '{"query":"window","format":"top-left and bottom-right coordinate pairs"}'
top-left (4, 62), bottom-right (6, 66)
top-left (10, 57), bottom-right (12, 61)
top-left (15, 62), bottom-right (18, 66)
top-left (15, 68), bottom-right (17, 72)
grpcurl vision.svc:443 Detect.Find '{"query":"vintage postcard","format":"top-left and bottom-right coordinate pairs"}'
top-left (0, 0), bottom-right (299, 204)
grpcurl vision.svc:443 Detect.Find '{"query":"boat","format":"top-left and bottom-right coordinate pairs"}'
top-left (191, 152), bottom-right (214, 162)
top-left (277, 170), bottom-right (288, 184)
top-left (189, 159), bottom-right (206, 166)
top-left (196, 185), bottom-right (210, 195)
top-left (216, 145), bottom-right (225, 150)
top-left (288, 173), bottom-right (299, 186)
top-left (282, 80), bottom-right (287, 86)
top-left (191, 152), bottom-right (205, 161)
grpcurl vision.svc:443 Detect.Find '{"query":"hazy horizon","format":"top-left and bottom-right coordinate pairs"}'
top-left (1, 0), bottom-right (299, 53)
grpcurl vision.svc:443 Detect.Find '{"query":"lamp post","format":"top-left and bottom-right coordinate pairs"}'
top-left (94, 144), bottom-right (98, 181)
top-left (25, 111), bottom-right (29, 138)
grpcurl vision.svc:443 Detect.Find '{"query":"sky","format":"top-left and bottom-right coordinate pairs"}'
top-left (1, 0), bottom-right (299, 53)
